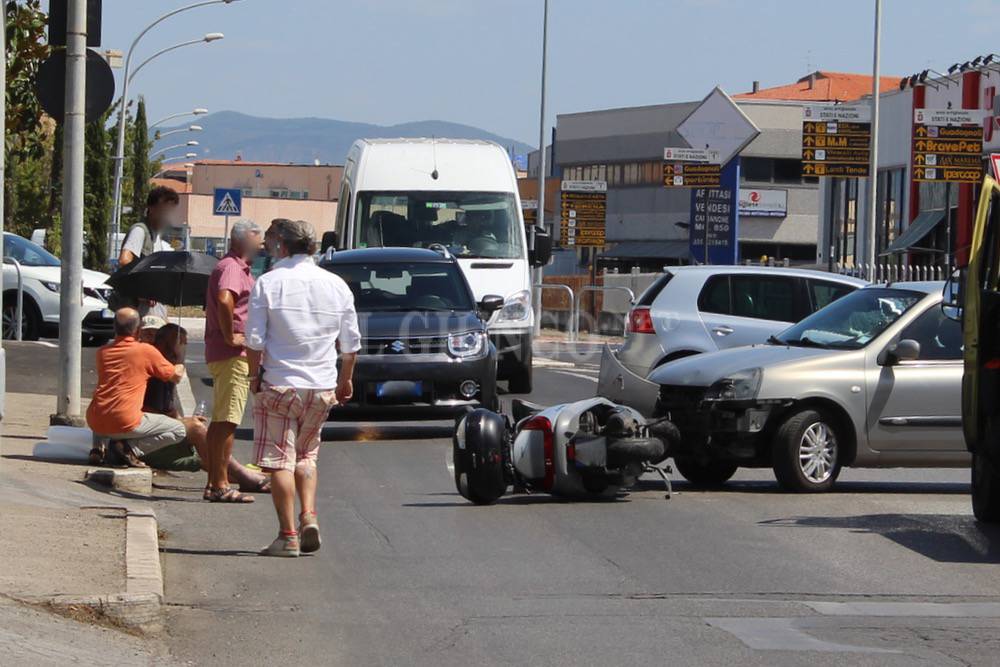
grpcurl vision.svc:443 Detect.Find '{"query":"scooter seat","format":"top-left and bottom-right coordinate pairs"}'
top-left (510, 399), bottom-right (547, 422)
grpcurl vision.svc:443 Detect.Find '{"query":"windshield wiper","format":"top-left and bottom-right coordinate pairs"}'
top-left (767, 335), bottom-right (785, 345)
top-left (784, 336), bottom-right (829, 349)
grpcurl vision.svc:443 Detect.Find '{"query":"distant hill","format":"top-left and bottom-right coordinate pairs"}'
top-left (152, 111), bottom-right (534, 165)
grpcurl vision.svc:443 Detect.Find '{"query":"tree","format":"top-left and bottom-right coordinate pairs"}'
top-left (4, 0), bottom-right (52, 238)
top-left (83, 112), bottom-right (111, 269)
top-left (125, 96), bottom-right (151, 231)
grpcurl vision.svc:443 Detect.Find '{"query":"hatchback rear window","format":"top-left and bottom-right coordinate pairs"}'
top-left (636, 272), bottom-right (673, 307)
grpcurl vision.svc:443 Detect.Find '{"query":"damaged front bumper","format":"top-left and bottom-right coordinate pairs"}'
top-left (596, 344), bottom-right (660, 417)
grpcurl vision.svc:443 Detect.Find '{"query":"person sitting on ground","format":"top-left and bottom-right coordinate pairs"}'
top-left (86, 308), bottom-right (187, 467)
top-left (141, 323), bottom-right (270, 495)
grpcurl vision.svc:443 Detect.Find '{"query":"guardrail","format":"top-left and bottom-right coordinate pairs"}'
top-left (534, 283), bottom-right (576, 341)
top-left (3, 258), bottom-right (23, 341)
top-left (573, 285), bottom-right (635, 337)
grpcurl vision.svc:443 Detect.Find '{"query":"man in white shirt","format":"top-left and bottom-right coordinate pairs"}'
top-left (246, 218), bottom-right (361, 557)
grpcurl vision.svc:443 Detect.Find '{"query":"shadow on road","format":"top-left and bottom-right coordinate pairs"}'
top-left (760, 513), bottom-right (1000, 563)
top-left (161, 546), bottom-right (263, 557)
top-left (631, 478), bottom-right (969, 495)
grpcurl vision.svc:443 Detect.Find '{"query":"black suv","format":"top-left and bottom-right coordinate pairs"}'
top-left (320, 247), bottom-right (502, 416)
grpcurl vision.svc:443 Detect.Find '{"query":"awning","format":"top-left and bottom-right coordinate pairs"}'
top-left (598, 240), bottom-right (691, 260)
top-left (881, 210), bottom-right (946, 255)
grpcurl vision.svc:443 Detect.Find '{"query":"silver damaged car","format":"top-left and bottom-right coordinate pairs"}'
top-left (649, 282), bottom-right (967, 492)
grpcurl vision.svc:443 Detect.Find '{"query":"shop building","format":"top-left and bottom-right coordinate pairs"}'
top-left (819, 59), bottom-right (1000, 272)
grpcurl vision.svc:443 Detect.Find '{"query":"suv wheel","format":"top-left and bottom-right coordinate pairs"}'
top-left (3, 295), bottom-right (41, 341)
top-left (772, 408), bottom-right (841, 493)
top-left (674, 458), bottom-right (738, 487)
top-left (507, 340), bottom-right (532, 394)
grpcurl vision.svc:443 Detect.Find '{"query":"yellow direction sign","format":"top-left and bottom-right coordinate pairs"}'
top-left (801, 118), bottom-right (872, 178)
top-left (663, 162), bottom-right (722, 188)
top-left (560, 180), bottom-right (607, 247)
top-left (912, 123), bottom-right (983, 183)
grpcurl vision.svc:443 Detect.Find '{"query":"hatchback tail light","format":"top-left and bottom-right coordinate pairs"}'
top-left (627, 306), bottom-right (655, 334)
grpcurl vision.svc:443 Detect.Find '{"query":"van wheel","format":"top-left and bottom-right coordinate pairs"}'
top-left (674, 458), bottom-right (738, 487)
top-left (507, 342), bottom-right (533, 394)
top-left (772, 408), bottom-right (842, 493)
top-left (972, 453), bottom-right (1000, 522)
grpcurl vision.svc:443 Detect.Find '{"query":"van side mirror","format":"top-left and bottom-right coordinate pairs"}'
top-left (529, 227), bottom-right (552, 268)
top-left (885, 338), bottom-right (921, 365)
top-left (320, 231), bottom-right (338, 253)
top-left (478, 294), bottom-right (504, 315)
top-left (941, 269), bottom-right (963, 322)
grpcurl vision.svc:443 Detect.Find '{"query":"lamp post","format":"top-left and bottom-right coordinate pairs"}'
top-left (127, 33), bottom-right (223, 86)
top-left (864, 0), bottom-right (882, 276)
top-left (154, 124), bottom-right (202, 142)
top-left (108, 1), bottom-right (239, 266)
top-left (532, 0), bottom-right (549, 337)
top-left (150, 108), bottom-right (208, 130)
top-left (150, 140), bottom-right (199, 159)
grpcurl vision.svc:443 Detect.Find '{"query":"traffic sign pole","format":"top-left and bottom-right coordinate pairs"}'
top-left (865, 0), bottom-right (882, 273)
top-left (224, 214), bottom-right (230, 253)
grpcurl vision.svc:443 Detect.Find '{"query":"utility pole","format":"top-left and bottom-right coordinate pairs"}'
top-left (1, 3), bottom-right (7, 452)
top-left (54, 0), bottom-right (86, 424)
top-left (532, 0), bottom-right (549, 337)
top-left (865, 0), bottom-right (882, 276)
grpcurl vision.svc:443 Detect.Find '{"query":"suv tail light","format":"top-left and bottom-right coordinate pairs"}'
top-left (627, 306), bottom-right (655, 334)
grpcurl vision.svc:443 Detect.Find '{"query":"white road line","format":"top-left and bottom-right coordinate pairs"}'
top-left (552, 370), bottom-right (598, 383)
top-left (534, 357), bottom-right (576, 369)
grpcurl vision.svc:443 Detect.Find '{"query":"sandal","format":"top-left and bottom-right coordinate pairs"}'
top-left (239, 476), bottom-right (271, 494)
top-left (208, 487), bottom-right (254, 503)
top-left (203, 486), bottom-right (213, 501)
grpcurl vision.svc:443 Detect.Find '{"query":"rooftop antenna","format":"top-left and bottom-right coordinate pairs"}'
top-left (430, 135), bottom-right (439, 180)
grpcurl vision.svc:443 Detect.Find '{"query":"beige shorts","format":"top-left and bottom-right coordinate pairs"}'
top-left (207, 357), bottom-right (250, 425)
top-left (252, 384), bottom-right (338, 473)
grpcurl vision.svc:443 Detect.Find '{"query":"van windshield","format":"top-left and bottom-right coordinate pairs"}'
top-left (354, 191), bottom-right (524, 259)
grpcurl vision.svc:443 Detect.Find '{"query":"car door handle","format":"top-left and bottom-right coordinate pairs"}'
top-left (712, 326), bottom-right (734, 336)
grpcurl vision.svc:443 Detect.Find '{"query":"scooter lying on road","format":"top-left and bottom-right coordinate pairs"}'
top-left (450, 397), bottom-right (680, 505)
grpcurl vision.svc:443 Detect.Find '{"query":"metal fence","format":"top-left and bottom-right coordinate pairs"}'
top-left (835, 263), bottom-right (948, 283)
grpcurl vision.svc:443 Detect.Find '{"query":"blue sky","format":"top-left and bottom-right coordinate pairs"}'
top-left (80, 0), bottom-right (1000, 146)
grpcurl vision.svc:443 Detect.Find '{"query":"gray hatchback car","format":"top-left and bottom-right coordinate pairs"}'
top-left (599, 266), bottom-right (866, 414)
top-left (649, 282), bottom-right (966, 492)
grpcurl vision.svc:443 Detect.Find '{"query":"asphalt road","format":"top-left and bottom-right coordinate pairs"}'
top-left (148, 341), bottom-right (1000, 666)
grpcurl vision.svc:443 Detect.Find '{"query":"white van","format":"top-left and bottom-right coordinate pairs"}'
top-left (331, 138), bottom-right (551, 392)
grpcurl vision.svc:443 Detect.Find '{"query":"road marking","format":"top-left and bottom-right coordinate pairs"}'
top-left (534, 356), bottom-right (575, 369)
top-left (806, 601), bottom-right (1000, 618)
top-left (705, 617), bottom-right (898, 654)
top-left (553, 370), bottom-right (598, 384)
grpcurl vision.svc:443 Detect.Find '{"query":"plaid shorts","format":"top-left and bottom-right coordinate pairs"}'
top-left (253, 384), bottom-right (338, 472)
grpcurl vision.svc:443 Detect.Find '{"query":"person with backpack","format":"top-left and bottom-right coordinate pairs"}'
top-left (113, 185), bottom-right (179, 317)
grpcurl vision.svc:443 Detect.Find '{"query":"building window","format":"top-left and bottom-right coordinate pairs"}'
top-left (773, 159), bottom-right (803, 184)
top-left (742, 157), bottom-right (772, 182)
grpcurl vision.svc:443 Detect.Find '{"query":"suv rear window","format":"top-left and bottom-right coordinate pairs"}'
top-left (698, 273), bottom-right (803, 322)
top-left (698, 275), bottom-right (730, 314)
top-left (635, 271), bottom-right (673, 307)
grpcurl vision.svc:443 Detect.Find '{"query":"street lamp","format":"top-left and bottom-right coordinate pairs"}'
top-left (150, 108), bottom-right (208, 130)
top-left (108, 0), bottom-right (240, 265)
top-left (127, 33), bottom-right (224, 85)
top-left (152, 162), bottom-right (196, 179)
top-left (150, 140), bottom-right (199, 159)
top-left (154, 124), bottom-right (202, 142)
top-left (158, 152), bottom-right (199, 164)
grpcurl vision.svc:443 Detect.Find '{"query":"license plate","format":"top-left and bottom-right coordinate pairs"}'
top-left (101, 309), bottom-right (114, 318)
top-left (375, 381), bottom-right (423, 398)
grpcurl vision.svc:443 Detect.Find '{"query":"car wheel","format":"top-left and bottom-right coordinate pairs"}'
top-left (674, 458), bottom-right (738, 487)
top-left (3, 296), bottom-right (41, 341)
top-left (772, 408), bottom-right (842, 493)
top-left (972, 453), bottom-right (1000, 522)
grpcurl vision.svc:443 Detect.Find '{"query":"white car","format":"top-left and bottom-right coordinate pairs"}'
top-left (2, 233), bottom-right (114, 341)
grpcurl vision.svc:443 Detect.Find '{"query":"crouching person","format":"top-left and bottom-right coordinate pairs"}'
top-left (86, 308), bottom-right (187, 466)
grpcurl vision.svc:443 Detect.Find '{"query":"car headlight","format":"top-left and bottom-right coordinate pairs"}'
top-left (496, 290), bottom-right (531, 322)
top-left (704, 368), bottom-right (762, 402)
top-left (448, 331), bottom-right (486, 358)
top-left (41, 281), bottom-right (60, 293)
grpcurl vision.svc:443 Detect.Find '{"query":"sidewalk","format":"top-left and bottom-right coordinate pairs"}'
top-left (0, 389), bottom-right (169, 662)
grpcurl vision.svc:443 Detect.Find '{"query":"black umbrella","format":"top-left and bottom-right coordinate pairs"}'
top-left (107, 251), bottom-right (219, 307)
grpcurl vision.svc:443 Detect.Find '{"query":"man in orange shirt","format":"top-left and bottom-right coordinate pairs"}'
top-left (87, 308), bottom-right (187, 464)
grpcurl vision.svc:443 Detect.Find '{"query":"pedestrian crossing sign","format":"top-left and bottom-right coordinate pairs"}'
top-left (213, 188), bottom-right (242, 216)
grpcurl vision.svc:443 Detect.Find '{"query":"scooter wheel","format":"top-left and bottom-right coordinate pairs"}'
top-left (453, 409), bottom-right (509, 505)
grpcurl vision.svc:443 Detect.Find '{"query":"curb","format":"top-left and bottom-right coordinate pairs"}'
top-left (34, 509), bottom-right (164, 633)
